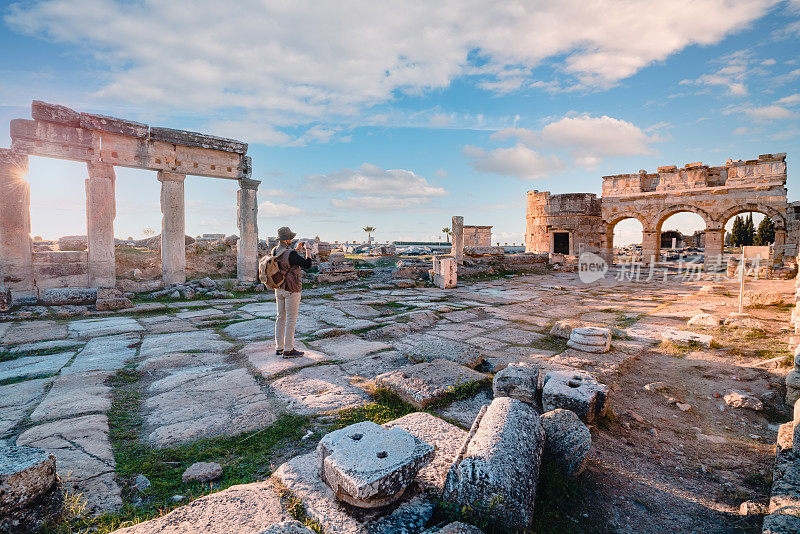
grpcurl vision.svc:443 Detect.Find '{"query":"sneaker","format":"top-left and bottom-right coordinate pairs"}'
top-left (275, 349), bottom-right (283, 355)
top-left (283, 349), bottom-right (304, 358)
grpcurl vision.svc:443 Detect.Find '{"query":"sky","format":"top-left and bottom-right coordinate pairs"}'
top-left (0, 0), bottom-right (798, 246)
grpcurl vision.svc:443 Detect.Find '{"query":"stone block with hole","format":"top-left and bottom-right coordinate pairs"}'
top-left (542, 370), bottom-right (610, 422)
top-left (316, 421), bottom-right (434, 508)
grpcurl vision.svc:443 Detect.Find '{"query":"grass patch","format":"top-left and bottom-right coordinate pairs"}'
top-left (0, 344), bottom-right (83, 363)
top-left (275, 481), bottom-right (324, 533)
top-left (46, 369), bottom-right (310, 534)
top-left (334, 387), bottom-right (417, 429)
top-left (531, 336), bottom-right (569, 353)
top-left (427, 379), bottom-right (491, 410)
top-left (0, 373), bottom-right (57, 387)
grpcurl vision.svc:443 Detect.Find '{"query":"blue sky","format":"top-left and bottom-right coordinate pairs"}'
top-left (0, 0), bottom-right (798, 245)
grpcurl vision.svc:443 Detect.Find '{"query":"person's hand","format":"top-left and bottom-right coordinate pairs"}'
top-left (295, 241), bottom-right (304, 252)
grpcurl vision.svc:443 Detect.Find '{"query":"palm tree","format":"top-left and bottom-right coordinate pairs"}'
top-left (442, 227), bottom-right (451, 243)
top-left (363, 226), bottom-right (376, 243)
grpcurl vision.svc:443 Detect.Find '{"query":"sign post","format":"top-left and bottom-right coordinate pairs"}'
top-left (738, 246), bottom-right (770, 314)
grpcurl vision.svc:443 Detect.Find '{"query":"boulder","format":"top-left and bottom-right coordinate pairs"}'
top-left (0, 442), bottom-right (58, 517)
top-left (549, 319), bottom-right (584, 339)
top-left (743, 290), bottom-right (783, 307)
top-left (182, 462), bottom-right (223, 483)
top-left (199, 277), bottom-right (217, 288)
top-left (223, 235), bottom-right (240, 246)
top-left (698, 284), bottom-right (728, 296)
top-left (787, 371), bottom-right (800, 406)
top-left (57, 235), bottom-right (87, 251)
top-left (443, 397), bottom-right (543, 530)
top-left (261, 520), bottom-right (315, 534)
top-left (375, 359), bottom-right (487, 409)
top-left (542, 370), bottom-right (610, 423)
top-left (492, 363), bottom-right (538, 405)
top-left (316, 421), bottom-right (434, 508)
top-left (133, 474), bottom-right (151, 492)
top-left (723, 391), bottom-right (763, 411)
top-left (661, 329), bottom-right (713, 348)
top-left (97, 287), bottom-right (123, 299)
top-left (540, 409), bottom-right (591, 476)
top-left (38, 287), bottom-right (97, 306)
top-left (687, 313), bottom-right (721, 327)
top-left (723, 314), bottom-right (764, 330)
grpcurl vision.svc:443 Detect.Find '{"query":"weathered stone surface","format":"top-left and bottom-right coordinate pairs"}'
top-left (62, 333), bottom-right (139, 374)
top-left (540, 409), bottom-right (591, 476)
top-left (243, 340), bottom-right (332, 379)
top-left (30, 371), bottom-right (111, 421)
top-left (340, 350), bottom-right (410, 379)
top-left (661, 329), bottom-right (713, 348)
top-left (787, 371), bottom-right (800, 405)
top-left (542, 370), bottom-right (610, 422)
top-left (431, 522), bottom-right (485, 534)
top-left (95, 297), bottom-right (134, 311)
top-left (317, 421), bottom-right (434, 508)
top-left (687, 313), bottom-right (722, 327)
top-left (139, 330), bottom-right (232, 359)
top-left (0, 285), bottom-right (11, 312)
top-left (0, 378), bottom-right (51, 437)
top-left (763, 513), bottom-right (800, 534)
top-left (261, 520), bottom-right (315, 534)
top-left (723, 391), bottom-right (764, 411)
top-left (375, 359), bottom-right (487, 409)
top-left (723, 314), bottom-right (764, 330)
top-left (31, 100), bottom-right (80, 126)
top-left (3, 321), bottom-right (68, 344)
top-left (39, 287), bottom-right (96, 306)
top-left (0, 351), bottom-right (73, 381)
top-left (182, 462), bottom-right (223, 483)
top-left (492, 362), bottom-right (538, 404)
top-left (80, 112), bottom-right (148, 137)
top-left (743, 290), bottom-right (783, 307)
top-left (567, 326), bottom-right (611, 353)
top-left (311, 334), bottom-right (391, 362)
top-left (393, 334), bottom-right (483, 369)
top-left (113, 479), bottom-right (288, 534)
top-left (222, 318), bottom-right (275, 341)
top-left (68, 317), bottom-right (144, 338)
top-left (698, 284), bottom-right (729, 296)
top-left (0, 441), bottom-right (57, 517)
top-left (443, 397), bottom-right (543, 530)
top-left (549, 318), bottom-right (584, 339)
top-left (270, 365), bottom-right (370, 415)
top-left (366, 495), bottom-right (435, 534)
top-left (149, 126), bottom-right (248, 154)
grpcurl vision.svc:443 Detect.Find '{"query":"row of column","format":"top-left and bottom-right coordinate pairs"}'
top-left (0, 148), bottom-right (261, 292)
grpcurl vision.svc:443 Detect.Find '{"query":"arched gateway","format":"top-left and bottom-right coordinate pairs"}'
top-left (526, 153), bottom-right (796, 266)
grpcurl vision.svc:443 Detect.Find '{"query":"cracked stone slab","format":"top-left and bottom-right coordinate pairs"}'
top-left (310, 335), bottom-right (391, 362)
top-left (393, 334), bottom-right (482, 369)
top-left (332, 303), bottom-right (382, 319)
top-left (0, 351), bottom-right (73, 382)
top-left (270, 365), bottom-right (370, 415)
top-left (61, 333), bottom-right (139, 374)
top-left (0, 378), bottom-right (52, 437)
top-left (243, 340), bottom-right (332, 379)
top-left (138, 351), bottom-right (225, 373)
top-left (305, 307), bottom-right (378, 331)
top-left (340, 350), bottom-right (410, 379)
top-left (483, 327), bottom-right (546, 345)
top-left (375, 359), bottom-right (488, 409)
top-left (6, 339), bottom-right (84, 355)
top-left (139, 331), bottom-right (233, 360)
top-left (68, 317), bottom-right (144, 338)
top-left (30, 372), bottom-right (111, 422)
top-left (222, 319), bottom-right (276, 341)
top-left (17, 414), bottom-right (121, 513)
top-left (2, 321), bottom-right (68, 345)
top-left (238, 302), bottom-right (278, 318)
top-left (428, 322), bottom-right (487, 341)
top-left (174, 308), bottom-right (225, 320)
top-left (143, 367), bottom-right (277, 446)
top-left (434, 389), bottom-right (493, 428)
top-left (137, 315), bottom-right (197, 334)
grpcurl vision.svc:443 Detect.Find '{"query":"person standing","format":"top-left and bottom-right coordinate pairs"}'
top-left (272, 226), bottom-right (313, 357)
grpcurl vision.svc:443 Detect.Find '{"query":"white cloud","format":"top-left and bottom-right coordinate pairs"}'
top-left (679, 50), bottom-right (765, 96)
top-left (434, 168), bottom-right (448, 178)
top-left (740, 105), bottom-right (799, 121)
top-left (733, 126), bottom-right (749, 135)
top-left (463, 144), bottom-right (564, 179)
top-left (777, 93), bottom-right (800, 105)
top-left (259, 200), bottom-right (302, 217)
top-left (5, 0), bottom-right (775, 139)
top-left (488, 114), bottom-right (659, 170)
top-left (310, 163), bottom-right (447, 211)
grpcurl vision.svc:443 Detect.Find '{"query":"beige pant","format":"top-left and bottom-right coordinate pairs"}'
top-left (275, 288), bottom-right (302, 351)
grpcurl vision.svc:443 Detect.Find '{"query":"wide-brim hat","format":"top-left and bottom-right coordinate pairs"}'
top-left (277, 226), bottom-right (297, 241)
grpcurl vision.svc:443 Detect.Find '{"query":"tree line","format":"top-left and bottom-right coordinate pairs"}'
top-left (725, 213), bottom-right (775, 247)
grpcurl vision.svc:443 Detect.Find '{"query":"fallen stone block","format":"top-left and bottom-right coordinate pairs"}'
top-left (96, 297), bottom-right (134, 311)
top-left (149, 126), bottom-right (248, 154)
top-left (375, 359), bottom-right (488, 409)
top-left (39, 287), bottom-right (97, 306)
top-left (567, 326), bottom-right (610, 353)
top-left (540, 409), bottom-right (591, 476)
top-left (0, 442), bottom-right (58, 518)
top-left (661, 329), bottom-right (713, 348)
top-left (723, 314), bottom-right (764, 330)
top-left (698, 284), bottom-right (728, 296)
top-left (317, 421), bottom-right (434, 508)
top-left (787, 371), bottom-right (800, 405)
top-left (687, 313), bottom-right (721, 327)
top-left (743, 290), bottom-right (783, 307)
top-left (261, 520), bottom-right (315, 534)
top-left (549, 319), bottom-right (585, 339)
top-left (542, 370), bottom-right (610, 422)
top-left (492, 362), bottom-right (538, 404)
top-left (182, 462), bottom-right (223, 483)
top-left (443, 397), bottom-right (543, 530)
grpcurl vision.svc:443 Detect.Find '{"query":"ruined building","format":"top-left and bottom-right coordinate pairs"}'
top-left (526, 153), bottom-right (796, 265)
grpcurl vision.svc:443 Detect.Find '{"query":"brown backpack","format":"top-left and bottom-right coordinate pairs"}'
top-left (258, 250), bottom-right (288, 289)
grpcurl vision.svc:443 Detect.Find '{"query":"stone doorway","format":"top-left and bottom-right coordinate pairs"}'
top-left (553, 231), bottom-right (570, 254)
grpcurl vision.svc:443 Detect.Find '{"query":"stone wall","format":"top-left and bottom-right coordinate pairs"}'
top-left (525, 192), bottom-right (602, 257)
top-left (463, 226), bottom-right (492, 247)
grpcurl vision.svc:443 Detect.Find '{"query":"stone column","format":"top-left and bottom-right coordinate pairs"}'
top-left (452, 215), bottom-right (464, 265)
top-left (158, 171), bottom-right (186, 286)
top-left (86, 162), bottom-right (117, 288)
top-left (0, 149), bottom-right (33, 290)
top-left (775, 227), bottom-right (787, 264)
top-left (237, 178), bottom-right (260, 282)
top-left (641, 228), bottom-right (660, 264)
top-left (703, 223), bottom-right (725, 270)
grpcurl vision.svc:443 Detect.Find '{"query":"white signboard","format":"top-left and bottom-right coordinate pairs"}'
top-left (742, 245), bottom-right (770, 261)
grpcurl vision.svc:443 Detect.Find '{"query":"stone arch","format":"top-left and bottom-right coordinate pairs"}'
top-left (600, 214), bottom-right (648, 263)
top-left (717, 203), bottom-right (786, 230)
top-left (654, 204), bottom-right (713, 232)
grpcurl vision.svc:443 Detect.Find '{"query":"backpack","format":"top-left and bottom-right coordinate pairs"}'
top-left (259, 249), bottom-right (288, 289)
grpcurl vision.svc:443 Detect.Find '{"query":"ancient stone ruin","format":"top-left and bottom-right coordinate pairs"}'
top-left (0, 101), bottom-right (260, 301)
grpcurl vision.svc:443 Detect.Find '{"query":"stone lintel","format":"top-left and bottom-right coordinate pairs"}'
top-left (31, 100), bottom-right (80, 126)
top-left (150, 127), bottom-right (248, 155)
top-left (157, 171), bottom-right (186, 183)
top-left (10, 119), bottom-right (97, 162)
top-left (80, 112), bottom-right (148, 138)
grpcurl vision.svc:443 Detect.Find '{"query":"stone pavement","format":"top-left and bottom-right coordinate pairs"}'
top-left (0, 268), bottom-right (725, 520)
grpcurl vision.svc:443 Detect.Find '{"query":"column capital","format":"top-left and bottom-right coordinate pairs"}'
top-left (157, 171), bottom-right (186, 183)
top-left (239, 178), bottom-right (261, 191)
top-left (87, 161), bottom-right (115, 181)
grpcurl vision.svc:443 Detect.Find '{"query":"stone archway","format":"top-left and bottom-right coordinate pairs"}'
top-left (716, 203), bottom-right (788, 262)
top-left (650, 204), bottom-right (713, 263)
top-left (601, 215), bottom-right (647, 263)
